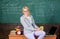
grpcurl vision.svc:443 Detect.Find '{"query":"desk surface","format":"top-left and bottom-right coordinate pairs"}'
top-left (9, 34), bottom-right (56, 36)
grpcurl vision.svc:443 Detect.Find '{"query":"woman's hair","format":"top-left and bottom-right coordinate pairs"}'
top-left (22, 6), bottom-right (29, 11)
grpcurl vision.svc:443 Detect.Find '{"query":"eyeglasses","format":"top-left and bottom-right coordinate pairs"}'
top-left (23, 11), bottom-right (29, 12)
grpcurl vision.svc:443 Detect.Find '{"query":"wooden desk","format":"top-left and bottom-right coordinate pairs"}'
top-left (44, 35), bottom-right (56, 39)
top-left (9, 35), bottom-right (27, 39)
top-left (9, 35), bottom-right (56, 39)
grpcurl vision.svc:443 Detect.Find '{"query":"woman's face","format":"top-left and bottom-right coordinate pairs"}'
top-left (22, 8), bottom-right (30, 16)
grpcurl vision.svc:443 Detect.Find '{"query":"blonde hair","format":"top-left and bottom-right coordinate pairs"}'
top-left (22, 6), bottom-right (30, 11)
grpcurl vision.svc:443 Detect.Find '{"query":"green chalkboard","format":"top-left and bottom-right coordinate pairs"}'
top-left (0, 0), bottom-right (60, 23)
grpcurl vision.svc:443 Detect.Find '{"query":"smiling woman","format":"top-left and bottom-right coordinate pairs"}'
top-left (20, 6), bottom-right (46, 39)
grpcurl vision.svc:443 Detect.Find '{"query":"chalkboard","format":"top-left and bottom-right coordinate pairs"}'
top-left (0, 0), bottom-right (60, 23)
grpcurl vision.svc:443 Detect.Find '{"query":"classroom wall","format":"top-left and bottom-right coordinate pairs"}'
top-left (0, 0), bottom-right (60, 39)
top-left (0, 0), bottom-right (60, 23)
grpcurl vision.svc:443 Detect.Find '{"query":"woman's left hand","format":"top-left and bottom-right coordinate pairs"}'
top-left (35, 28), bottom-right (40, 31)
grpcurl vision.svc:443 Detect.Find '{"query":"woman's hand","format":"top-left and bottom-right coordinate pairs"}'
top-left (34, 28), bottom-right (40, 31)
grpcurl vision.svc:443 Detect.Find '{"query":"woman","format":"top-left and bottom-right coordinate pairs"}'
top-left (20, 6), bottom-right (46, 39)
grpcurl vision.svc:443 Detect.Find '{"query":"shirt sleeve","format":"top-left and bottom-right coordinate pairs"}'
top-left (31, 16), bottom-right (39, 28)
